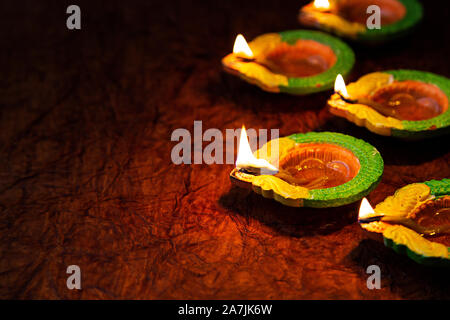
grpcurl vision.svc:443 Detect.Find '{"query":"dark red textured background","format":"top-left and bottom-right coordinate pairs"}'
top-left (0, 0), bottom-right (449, 299)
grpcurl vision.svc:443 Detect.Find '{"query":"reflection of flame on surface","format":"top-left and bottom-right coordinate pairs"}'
top-left (233, 34), bottom-right (254, 59)
top-left (236, 126), bottom-right (278, 172)
top-left (358, 197), bottom-right (376, 219)
top-left (314, 0), bottom-right (330, 10)
top-left (334, 74), bottom-right (349, 99)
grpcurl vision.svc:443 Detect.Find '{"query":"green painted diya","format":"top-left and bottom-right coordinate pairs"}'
top-left (230, 132), bottom-right (383, 208)
top-left (360, 179), bottom-right (450, 267)
top-left (222, 30), bottom-right (354, 94)
top-left (328, 70), bottom-right (450, 139)
top-left (299, 0), bottom-right (423, 44)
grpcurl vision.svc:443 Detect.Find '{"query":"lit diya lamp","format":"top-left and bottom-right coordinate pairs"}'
top-left (328, 71), bottom-right (450, 138)
top-left (358, 179), bottom-right (450, 267)
top-left (230, 127), bottom-right (383, 207)
top-left (222, 30), bottom-right (354, 94)
top-left (299, 0), bottom-right (423, 44)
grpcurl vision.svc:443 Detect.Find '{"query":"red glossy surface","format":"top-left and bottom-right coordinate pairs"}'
top-left (264, 40), bottom-right (337, 77)
top-left (413, 197), bottom-right (450, 247)
top-left (371, 80), bottom-right (448, 121)
top-left (337, 0), bottom-right (406, 25)
top-left (279, 143), bottom-right (360, 189)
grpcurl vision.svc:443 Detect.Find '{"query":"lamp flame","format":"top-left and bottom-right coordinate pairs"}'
top-left (236, 126), bottom-right (278, 172)
top-left (314, 0), bottom-right (330, 10)
top-left (334, 74), bottom-right (349, 99)
top-left (358, 197), bottom-right (376, 219)
top-left (233, 34), bottom-right (254, 59)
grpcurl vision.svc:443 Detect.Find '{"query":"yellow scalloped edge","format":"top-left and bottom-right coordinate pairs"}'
top-left (249, 33), bottom-right (283, 58)
top-left (300, 5), bottom-right (365, 37)
top-left (233, 137), bottom-right (309, 200)
top-left (328, 72), bottom-right (403, 136)
top-left (222, 33), bottom-right (288, 91)
top-left (254, 137), bottom-right (297, 167)
top-left (375, 183), bottom-right (432, 218)
top-left (252, 175), bottom-right (309, 200)
top-left (328, 95), bottom-right (403, 135)
top-left (384, 225), bottom-right (449, 259)
top-left (361, 183), bottom-right (448, 259)
top-left (234, 170), bottom-right (309, 200)
top-left (347, 72), bottom-right (394, 99)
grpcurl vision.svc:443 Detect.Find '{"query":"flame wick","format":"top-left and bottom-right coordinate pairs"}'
top-left (358, 197), bottom-right (376, 220)
top-left (334, 74), bottom-right (350, 99)
top-left (233, 34), bottom-right (254, 59)
top-left (236, 126), bottom-right (278, 172)
top-left (314, 0), bottom-right (330, 10)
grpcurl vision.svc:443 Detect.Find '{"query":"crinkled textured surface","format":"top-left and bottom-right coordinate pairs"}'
top-left (0, 0), bottom-right (449, 300)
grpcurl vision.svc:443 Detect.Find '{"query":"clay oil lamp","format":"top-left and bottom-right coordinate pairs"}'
top-left (358, 179), bottom-right (450, 267)
top-left (230, 126), bottom-right (383, 207)
top-left (221, 30), bottom-right (354, 94)
top-left (298, 0), bottom-right (423, 44)
top-left (328, 71), bottom-right (450, 139)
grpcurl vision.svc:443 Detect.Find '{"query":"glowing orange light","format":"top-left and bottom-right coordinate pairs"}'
top-left (334, 74), bottom-right (349, 99)
top-left (358, 197), bottom-right (376, 219)
top-left (236, 126), bottom-right (278, 171)
top-left (314, 0), bottom-right (330, 10)
top-left (233, 34), bottom-right (254, 59)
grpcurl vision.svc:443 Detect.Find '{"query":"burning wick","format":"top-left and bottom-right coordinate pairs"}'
top-left (333, 74), bottom-right (403, 119)
top-left (233, 34), bottom-right (255, 61)
top-left (313, 0), bottom-right (331, 11)
top-left (235, 126), bottom-right (325, 188)
top-left (358, 198), bottom-right (450, 236)
top-left (334, 74), bottom-right (351, 101)
top-left (235, 126), bottom-right (278, 174)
